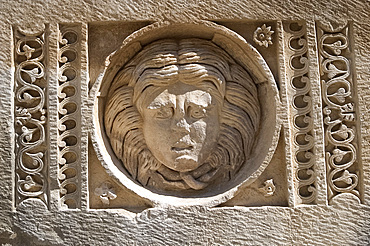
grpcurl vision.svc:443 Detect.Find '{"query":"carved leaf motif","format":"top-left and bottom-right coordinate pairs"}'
top-left (21, 126), bottom-right (35, 142)
top-left (333, 124), bottom-right (350, 139)
top-left (22, 44), bottom-right (35, 59)
top-left (331, 40), bottom-right (344, 55)
top-left (327, 63), bottom-right (343, 79)
top-left (323, 39), bottom-right (347, 56)
top-left (22, 67), bottom-right (42, 83)
top-left (23, 175), bottom-right (42, 190)
top-left (15, 107), bottom-right (30, 117)
top-left (332, 148), bottom-right (347, 162)
top-left (333, 170), bottom-right (355, 185)
top-left (331, 88), bottom-right (347, 103)
top-left (22, 92), bottom-right (40, 103)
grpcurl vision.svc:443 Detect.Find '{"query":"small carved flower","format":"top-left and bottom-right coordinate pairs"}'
top-left (94, 181), bottom-right (117, 206)
top-left (258, 179), bottom-right (276, 197)
top-left (253, 24), bottom-right (274, 48)
top-left (22, 44), bottom-right (35, 59)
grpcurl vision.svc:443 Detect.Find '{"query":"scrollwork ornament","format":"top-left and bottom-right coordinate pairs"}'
top-left (283, 21), bottom-right (317, 204)
top-left (13, 25), bottom-right (48, 206)
top-left (317, 22), bottom-right (361, 203)
top-left (57, 24), bottom-right (81, 209)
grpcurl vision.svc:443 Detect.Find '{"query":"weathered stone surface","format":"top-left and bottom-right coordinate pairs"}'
top-left (1, 0), bottom-right (370, 245)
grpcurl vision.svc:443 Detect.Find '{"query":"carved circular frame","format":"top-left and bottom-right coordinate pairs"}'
top-left (90, 21), bottom-right (282, 207)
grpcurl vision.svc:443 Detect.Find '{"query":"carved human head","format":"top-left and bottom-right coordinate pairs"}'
top-left (104, 38), bottom-right (260, 191)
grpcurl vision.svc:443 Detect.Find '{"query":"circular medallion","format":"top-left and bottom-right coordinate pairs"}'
top-left (91, 21), bottom-right (281, 207)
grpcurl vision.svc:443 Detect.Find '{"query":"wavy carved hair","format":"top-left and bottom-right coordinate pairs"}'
top-left (104, 38), bottom-right (260, 190)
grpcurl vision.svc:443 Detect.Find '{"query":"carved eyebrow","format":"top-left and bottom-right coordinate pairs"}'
top-left (184, 93), bottom-right (212, 108)
top-left (186, 101), bottom-right (211, 108)
top-left (147, 101), bottom-right (174, 109)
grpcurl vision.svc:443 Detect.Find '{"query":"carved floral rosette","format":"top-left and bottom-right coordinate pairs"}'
top-left (57, 24), bottom-right (81, 209)
top-left (90, 21), bottom-right (281, 207)
top-left (317, 22), bottom-right (361, 203)
top-left (283, 21), bottom-right (317, 204)
top-left (14, 26), bottom-right (48, 206)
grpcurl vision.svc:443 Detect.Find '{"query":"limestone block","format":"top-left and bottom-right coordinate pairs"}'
top-left (0, 0), bottom-right (369, 245)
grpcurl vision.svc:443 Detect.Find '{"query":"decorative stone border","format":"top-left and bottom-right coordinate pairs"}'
top-left (13, 25), bottom-right (49, 207)
top-left (316, 21), bottom-right (362, 204)
top-left (283, 21), bottom-right (317, 204)
top-left (57, 24), bottom-right (82, 209)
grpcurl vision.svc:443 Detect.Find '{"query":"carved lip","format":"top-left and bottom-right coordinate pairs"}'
top-left (171, 141), bottom-right (194, 152)
top-left (171, 146), bottom-right (194, 152)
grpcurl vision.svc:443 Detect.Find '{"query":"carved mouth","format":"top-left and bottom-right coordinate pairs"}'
top-left (171, 146), bottom-right (193, 152)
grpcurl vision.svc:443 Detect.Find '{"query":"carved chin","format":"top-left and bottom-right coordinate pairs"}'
top-left (172, 155), bottom-right (199, 172)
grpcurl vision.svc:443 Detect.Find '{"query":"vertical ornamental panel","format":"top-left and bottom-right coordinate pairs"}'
top-left (57, 24), bottom-right (81, 209)
top-left (14, 25), bottom-right (49, 207)
top-left (283, 21), bottom-right (317, 205)
top-left (317, 22), bottom-right (361, 204)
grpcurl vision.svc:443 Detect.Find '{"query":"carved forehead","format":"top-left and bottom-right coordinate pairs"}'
top-left (145, 84), bottom-right (214, 109)
top-left (127, 38), bottom-right (234, 77)
top-left (127, 38), bottom-right (234, 112)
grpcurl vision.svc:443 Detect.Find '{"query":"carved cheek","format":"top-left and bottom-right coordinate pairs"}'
top-left (143, 115), bottom-right (172, 149)
top-left (203, 112), bottom-right (220, 147)
top-left (190, 120), bottom-right (207, 145)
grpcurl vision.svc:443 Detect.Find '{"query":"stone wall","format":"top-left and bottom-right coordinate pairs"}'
top-left (0, 0), bottom-right (369, 245)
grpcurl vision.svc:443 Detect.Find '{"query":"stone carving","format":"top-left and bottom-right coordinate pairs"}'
top-left (57, 24), bottom-right (81, 209)
top-left (94, 181), bottom-right (117, 206)
top-left (258, 179), bottom-right (275, 197)
top-left (253, 24), bottom-right (274, 48)
top-left (14, 25), bottom-right (48, 206)
top-left (317, 22), bottom-right (361, 203)
top-left (104, 38), bottom-right (260, 191)
top-left (283, 22), bottom-right (317, 204)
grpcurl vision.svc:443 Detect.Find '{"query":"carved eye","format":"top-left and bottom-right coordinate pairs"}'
top-left (189, 107), bottom-right (206, 119)
top-left (155, 107), bottom-right (173, 119)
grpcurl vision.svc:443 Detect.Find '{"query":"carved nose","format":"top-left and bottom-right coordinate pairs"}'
top-left (171, 118), bottom-right (191, 133)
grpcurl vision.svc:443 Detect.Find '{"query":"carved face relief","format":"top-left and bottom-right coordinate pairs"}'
top-left (104, 37), bottom-right (262, 192)
top-left (140, 82), bottom-right (220, 172)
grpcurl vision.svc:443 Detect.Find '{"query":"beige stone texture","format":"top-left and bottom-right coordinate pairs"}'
top-left (1, 0), bottom-right (370, 245)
